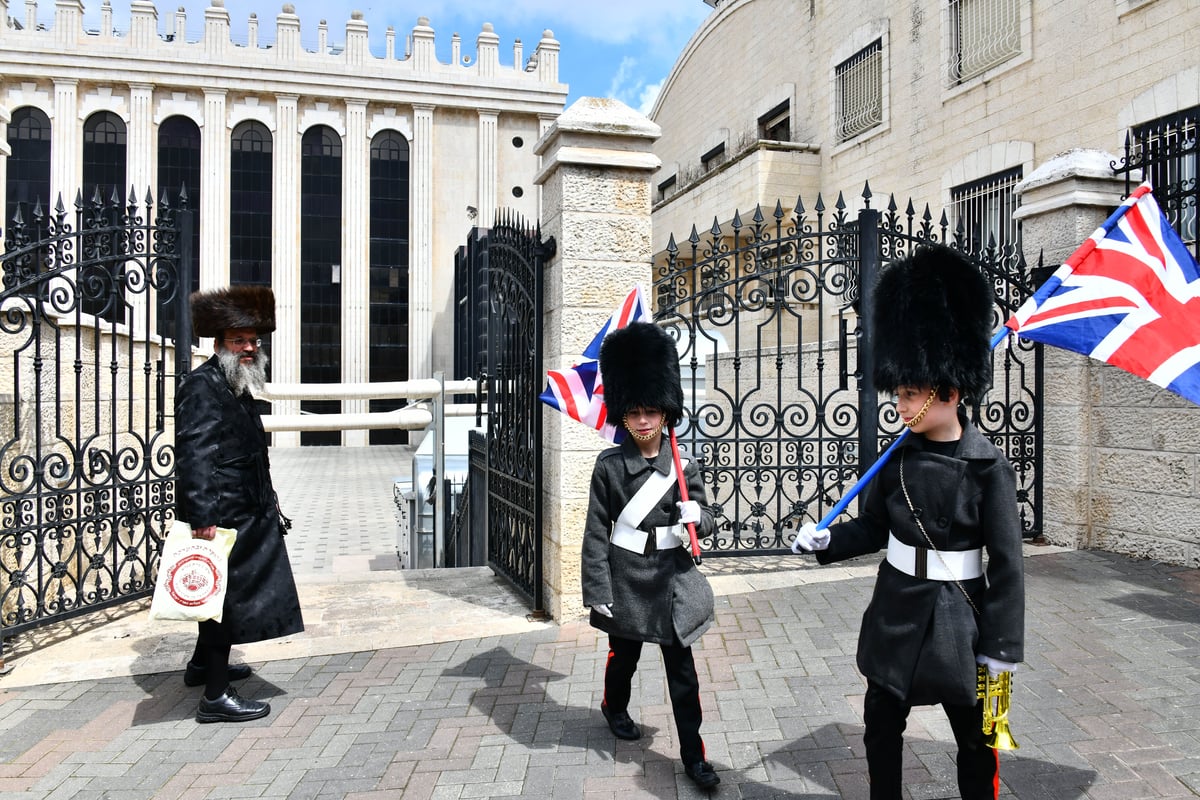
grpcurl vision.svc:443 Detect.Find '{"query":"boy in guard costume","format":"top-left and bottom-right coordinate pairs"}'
top-left (792, 244), bottom-right (1025, 799)
top-left (580, 321), bottom-right (721, 790)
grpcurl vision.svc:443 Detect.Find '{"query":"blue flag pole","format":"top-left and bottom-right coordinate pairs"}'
top-left (817, 327), bottom-right (1010, 529)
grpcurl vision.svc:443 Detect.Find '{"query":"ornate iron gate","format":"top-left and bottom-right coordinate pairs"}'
top-left (655, 186), bottom-right (1042, 556)
top-left (472, 211), bottom-right (554, 611)
top-left (0, 190), bottom-right (190, 662)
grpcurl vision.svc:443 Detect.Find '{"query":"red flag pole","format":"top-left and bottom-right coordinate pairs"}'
top-left (668, 425), bottom-right (702, 565)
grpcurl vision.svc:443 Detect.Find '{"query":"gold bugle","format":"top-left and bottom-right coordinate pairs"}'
top-left (976, 664), bottom-right (1020, 750)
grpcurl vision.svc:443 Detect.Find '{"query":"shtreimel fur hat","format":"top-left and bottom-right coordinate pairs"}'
top-left (599, 321), bottom-right (685, 429)
top-left (871, 243), bottom-right (994, 402)
top-left (190, 285), bottom-right (277, 338)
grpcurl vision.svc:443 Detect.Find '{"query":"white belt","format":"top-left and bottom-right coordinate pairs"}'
top-left (887, 533), bottom-right (982, 581)
top-left (612, 521), bottom-right (684, 554)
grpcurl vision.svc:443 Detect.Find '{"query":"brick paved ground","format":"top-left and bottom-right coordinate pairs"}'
top-left (1, 549), bottom-right (1198, 799)
top-left (1, 448), bottom-right (1199, 799)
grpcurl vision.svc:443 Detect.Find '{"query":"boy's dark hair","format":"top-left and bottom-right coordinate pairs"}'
top-left (599, 321), bottom-right (685, 428)
top-left (872, 243), bottom-right (995, 403)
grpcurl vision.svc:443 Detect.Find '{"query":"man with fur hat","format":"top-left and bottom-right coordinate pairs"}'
top-left (791, 244), bottom-right (1024, 799)
top-left (174, 285), bottom-right (304, 723)
top-left (580, 320), bottom-right (721, 790)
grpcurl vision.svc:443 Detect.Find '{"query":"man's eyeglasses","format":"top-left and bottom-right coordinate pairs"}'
top-left (226, 337), bottom-right (262, 349)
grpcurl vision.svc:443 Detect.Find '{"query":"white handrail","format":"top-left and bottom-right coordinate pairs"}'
top-left (257, 377), bottom-right (484, 432)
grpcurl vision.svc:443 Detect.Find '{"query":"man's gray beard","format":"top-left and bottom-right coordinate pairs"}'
top-left (217, 348), bottom-right (268, 396)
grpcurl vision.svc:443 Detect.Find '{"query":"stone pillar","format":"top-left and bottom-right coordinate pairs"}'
top-left (534, 97), bottom-right (661, 622)
top-left (272, 94), bottom-right (301, 448)
top-left (199, 89), bottom-right (228, 291)
top-left (1021, 156), bottom-right (1200, 568)
top-left (51, 79), bottom-right (79, 213)
top-left (127, 83), bottom-right (155, 335)
top-left (410, 104), bottom-right (434, 380)
top-left (477, 109), bottom-right (498, 227)
top-left (342, 98), bottom-right (369, 446)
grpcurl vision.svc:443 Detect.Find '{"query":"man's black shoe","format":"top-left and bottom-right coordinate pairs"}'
top-left (601, 702), bottom-right (642, 740)
top-left (195, 686), bottom-right (270, 723)
top-left (684, 761), bottom-right (721, 790)
top-left (184, 661), bottom-right (253, 687)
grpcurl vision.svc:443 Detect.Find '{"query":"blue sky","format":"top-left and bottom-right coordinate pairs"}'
top-left (70, 1), bottom-right (714, 114)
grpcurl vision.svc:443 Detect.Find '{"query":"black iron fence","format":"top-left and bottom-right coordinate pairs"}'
top-left (655, 186), bottom-right (1043, 556)
top-left (0, 189), bottom-right (190, 662)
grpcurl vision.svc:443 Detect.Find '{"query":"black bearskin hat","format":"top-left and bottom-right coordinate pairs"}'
top-left (190, 285), bottom-right (276, 338)
top-left (871, 243), bottom-right (994, 402)
top-left (599, 321), bottom-right (684, 428)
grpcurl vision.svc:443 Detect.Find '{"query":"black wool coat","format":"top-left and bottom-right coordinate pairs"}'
top-left (174, 355), bottom-right (304, 645)
top-left (817, 416), bottom-right (1024, 706)
top-left (581, 437), bottom-right (715, 647)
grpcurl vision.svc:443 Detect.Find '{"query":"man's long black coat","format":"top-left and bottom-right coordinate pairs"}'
top-left (174, 355), bottom-right (304, 644)
top-left (817, 418), bottom-right (1024, 706)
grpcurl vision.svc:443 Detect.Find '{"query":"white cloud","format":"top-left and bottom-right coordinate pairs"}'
top-left (637, 81), bottom-right (663, 116)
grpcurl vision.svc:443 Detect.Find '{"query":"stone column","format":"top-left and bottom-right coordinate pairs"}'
top-left (477, 109), bottom-right (498, 227)
top-left (200, 89), bottom-right (228, 291)
top-left (342, 98), bottom-right (369, 446)
top-left (534, 97), bottom-right (661, 622)
top-left (127, 82), bottom-right (155, 335)
top-left (410, 104), bottom-right (434, 380)
top-left (271, 94), bottom-right (301, 448)
top-left (1012, 153), bottom-right (1180, 561)
top-left (51, 79), bottom-right (79, 213)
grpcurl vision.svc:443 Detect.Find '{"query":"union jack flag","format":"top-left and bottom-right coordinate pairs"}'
top-left (1006, 182), bottom-right (1200, 406)
top-left (539, 285), bottom-right (652, 442)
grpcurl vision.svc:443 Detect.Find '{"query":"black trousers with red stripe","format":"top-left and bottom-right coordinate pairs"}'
top-left (604, 634), bottom-right (705, 764)
top-left (863, 681), bottom-right (999, 800)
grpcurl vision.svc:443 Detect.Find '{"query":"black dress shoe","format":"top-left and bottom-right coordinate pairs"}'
top-left (601, 702), bottom-right (642, 740)
top-left (195, 686), bottom-right (270, 723)
top-left (184, 661), bottom-right (253, 687)
top-left (684, 761), bottom-right (721, 789)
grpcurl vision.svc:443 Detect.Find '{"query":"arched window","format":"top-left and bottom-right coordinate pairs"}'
top-left (368, 130), bottom-right (410, 444)
top-left (229, 120), bottom-right (273, 287)
top-left (156, 115), bottom-right (202, 340)
top-left (300, 125), bottom-right (342, 445)
top-left (82, 111), bottom-right (128, 322)
top-left (5, 106), bottom-right (52, 240)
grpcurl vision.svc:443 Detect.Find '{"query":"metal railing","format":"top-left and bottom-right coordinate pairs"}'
top-left (258, 376), bottom-right (481, 432)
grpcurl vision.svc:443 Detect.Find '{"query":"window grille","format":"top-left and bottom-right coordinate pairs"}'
top-left (835, 40), bottom-right (882, 144)
top-left (1131, 108), bottom-right (1198, 251)
top-left (948, 0), bottom-right (1021, 85)
top-left (951, 167), bottom-right (1022, 254)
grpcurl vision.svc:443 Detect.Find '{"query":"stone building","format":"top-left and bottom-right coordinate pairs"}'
top-left (645, 0), bottom-right (1200, 564)
top-left (0, 0), bottom-right (567, 446)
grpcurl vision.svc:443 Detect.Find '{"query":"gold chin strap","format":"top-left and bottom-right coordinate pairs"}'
top-left (903, 387), bottom-right (939, 428)
top-left (624, 416), bottom-right (663, 442)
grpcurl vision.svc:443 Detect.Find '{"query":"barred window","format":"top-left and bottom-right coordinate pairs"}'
top-left (835, 40), bottom-right (882, 144)
top-left (948, 0), bottom-right (1021, 85)
top-left (951, 167), bottom-right (1022, 254)
top-left (1131, 108), bottom-right (1198, 250)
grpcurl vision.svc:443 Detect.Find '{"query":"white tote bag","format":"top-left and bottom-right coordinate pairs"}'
top-left (149, 519), bottom-right (237, 623)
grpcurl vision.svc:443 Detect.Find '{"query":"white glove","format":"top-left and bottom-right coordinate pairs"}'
top-left (976, 654), bottom-right (1017, 677)
top-left (592, 604), bottom-right (613, 618)
top-left (791, 522), bottom-right (830, 554)
top-left (676, 500), bottom-right (702, 524)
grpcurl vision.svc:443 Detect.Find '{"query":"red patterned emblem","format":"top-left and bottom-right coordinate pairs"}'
top-left (166, 550), bottom-right (222, 607)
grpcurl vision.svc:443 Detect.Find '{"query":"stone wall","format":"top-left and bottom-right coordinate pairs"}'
top-left (1016, 151), bottom-right (1200, 568)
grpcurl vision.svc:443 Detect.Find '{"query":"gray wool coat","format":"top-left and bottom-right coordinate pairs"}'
top-left (817, 415), bottom-right (1024, 706)
top-left (580, 437), bottom-right (716, 647)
